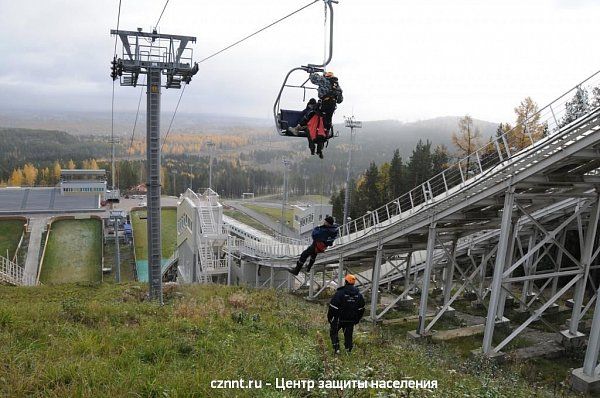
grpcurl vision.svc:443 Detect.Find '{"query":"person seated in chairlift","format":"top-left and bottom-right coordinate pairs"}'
top-left (290, 98), bottom-right (318, 136)
top-left (290, 72), bottom-right (343, 158)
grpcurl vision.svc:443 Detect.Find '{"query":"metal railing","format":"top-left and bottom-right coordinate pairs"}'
top-left (0, 256), bottom-right (35, 286)
top-left (337, 69), bottom-right (600, 241)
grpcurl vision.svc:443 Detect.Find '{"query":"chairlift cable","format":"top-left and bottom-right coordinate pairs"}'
top-left (110, 0), bottom-right (122, 189)
top-left (160, 83), bottom-right (187, 152)
top-left (197, 0), bottom-right (320, 65)
top-left (126, 78), bottom-right (146, 159)
top-left (161, 0), bottom-right (320, 151)
top-left (155, 0), bottom-right (170, 29)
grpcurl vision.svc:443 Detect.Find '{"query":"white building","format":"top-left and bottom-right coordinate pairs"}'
top-left (60, 169), bottom-right (107, 196)
top-left (292, 203), bottom-right (333, 236)
top-left (176, 188), bottom-right (229, 283)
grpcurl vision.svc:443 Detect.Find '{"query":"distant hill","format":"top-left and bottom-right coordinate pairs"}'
top-left (332, 116), bottom-right (499, 161)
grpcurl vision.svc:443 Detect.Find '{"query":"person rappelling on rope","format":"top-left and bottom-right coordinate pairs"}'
top-left (288, 215), bottom-right (339, 275)
top-left (289, 72), bottom-right (343, 158)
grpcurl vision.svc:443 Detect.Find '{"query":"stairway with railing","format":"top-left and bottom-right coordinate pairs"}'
top-left (0, 255), bottom-right (35, 286)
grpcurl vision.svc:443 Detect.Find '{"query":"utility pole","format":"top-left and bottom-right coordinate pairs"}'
top-left (172, 171), bottom-right (177, 196)
top-left (206, 141), bottom-right (215, 190)
top-left (281, 158), bottom-right (291, 235)
top-left (111, 28), bottom-right (198, 302)
top-left (343, 116), bottom-right (361, 234)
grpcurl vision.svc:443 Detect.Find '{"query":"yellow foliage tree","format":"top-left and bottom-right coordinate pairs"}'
top-left (511, 97), bottom-right (546, 150)
top-left (90, 159), bottom-right (99, 170)
top-left (52, 161), bottom-right (62, 183)
top-left (67, 159), bottom-right (76, 170)
top-left (9, 168), bottom-right (23, 186)
top-left (22, 164), bottom-right (38, 186)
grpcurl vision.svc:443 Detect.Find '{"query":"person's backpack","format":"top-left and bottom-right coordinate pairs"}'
top-left (328, 78), bottom-right (343, 104)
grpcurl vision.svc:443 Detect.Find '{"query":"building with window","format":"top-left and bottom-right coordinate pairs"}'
top-left (59, 169), bottom-right (107, 196)
top-left (292, 203), bottom-right (333, 236)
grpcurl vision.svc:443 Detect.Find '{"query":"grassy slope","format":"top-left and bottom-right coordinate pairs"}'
top-left (0, 220), bottom-right (24, 259)
top-left (131, 209), bottom-right (177, 260)
top-left (39, 219), bottom-right (102, 284)
top-left (223, 209), bottom-right (275, 234)
top-left (0, 283), bottom-right (576, 397)
top-left (244, 203), bottom-right (294, 226)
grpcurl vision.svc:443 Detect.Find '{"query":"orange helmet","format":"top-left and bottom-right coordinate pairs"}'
top-left (344, 274), bottom-right (356, 285)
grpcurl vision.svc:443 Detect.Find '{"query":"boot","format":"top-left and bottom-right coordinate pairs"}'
top-left (318, 151), bottom-right (324, 159)
top-left (288, 261), bottom-right (303, 275)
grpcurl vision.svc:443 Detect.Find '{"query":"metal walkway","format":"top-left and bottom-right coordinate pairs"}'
top-left (220, 70), bottom-right (600, 389)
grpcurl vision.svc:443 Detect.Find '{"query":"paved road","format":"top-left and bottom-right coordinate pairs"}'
top-left (23, 217), bottom-right (49, 285)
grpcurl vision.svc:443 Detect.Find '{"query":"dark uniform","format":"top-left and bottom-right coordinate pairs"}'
top-left (289, 216), bottom-right (338, 275)
top-left (327, 279), bottom-right (365, 353)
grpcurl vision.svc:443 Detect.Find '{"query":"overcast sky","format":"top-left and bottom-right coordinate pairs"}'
top-left (1, 0), bottom-right (599, 125)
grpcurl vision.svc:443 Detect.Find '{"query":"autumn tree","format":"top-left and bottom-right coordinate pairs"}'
top-left (52, 161), bottom-right (62, 183)
top-left (8, 168), bottom-right (23, 186)
top-left (22, 164), bottom-right (38, 186)
top-left (89, 159), bottom-right (99, 170)
top-left (512, 97), bottom-right (546, 150)
top-left (452, 115), bottom-right (482, 173)
top-left (67, 159), bottom-right (76, 170)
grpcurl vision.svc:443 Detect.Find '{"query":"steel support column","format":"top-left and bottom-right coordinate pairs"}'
top-left (369, 241), bottom-right (383, 322)
top-left (569, 195), bottom-right (600, 335)
top-left (146, 68), bottom-right (163, 303)
top-left (483, 189), bottom-right (515, 355)
top-left (497, 219), bottom-right (517, 322)
top-left (416, 223), bottom-right (437, 335)
top-left (582, 284), bottom-right (600, 376)
top-left (443, 238), bottom-right (458, 305)
top-left (337, 253), bottom-right (344, 287)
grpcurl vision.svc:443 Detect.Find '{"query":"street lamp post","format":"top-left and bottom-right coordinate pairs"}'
top-left (206, 141), bottom-right (215, 190)
top-left (281, 158), bottom-right (291, 235)
top-left (343, 116), bottom-right (362, 234)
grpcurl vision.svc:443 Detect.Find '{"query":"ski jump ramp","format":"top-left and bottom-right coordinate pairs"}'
top-left (216, 71), bottom-right (600, 388)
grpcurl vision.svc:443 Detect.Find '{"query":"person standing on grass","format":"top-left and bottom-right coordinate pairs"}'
top-left (327, 274), bottom-right (365, 354)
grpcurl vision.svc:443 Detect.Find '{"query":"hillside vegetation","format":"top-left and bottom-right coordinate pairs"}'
top-left (0, 283), bottom-right (576, 397)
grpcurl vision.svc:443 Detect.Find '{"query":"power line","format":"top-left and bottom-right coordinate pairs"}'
top-left (198, 0), bottom-right (319, 64)
top-left (155, 0), bottom-right (170, 28)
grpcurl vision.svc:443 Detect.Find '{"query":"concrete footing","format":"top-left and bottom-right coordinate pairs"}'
top-left (560, 330), bottom-right (586, 349)
top-left (470, 348), bottom-right (507, 363)
top-left (571, 368), bottom-right (600, 393)
top-left (407, 330), bottom-right (436, 340)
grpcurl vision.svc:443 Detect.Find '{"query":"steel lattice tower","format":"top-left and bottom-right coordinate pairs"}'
top-left (111, 28), bottom-right (198, 302)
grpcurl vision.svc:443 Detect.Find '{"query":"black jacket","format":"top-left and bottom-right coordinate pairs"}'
top-left (327, 284), bottom-right (365, 324)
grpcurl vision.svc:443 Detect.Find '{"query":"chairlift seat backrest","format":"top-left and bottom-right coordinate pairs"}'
top-left (279, 109), bottom-right (309, 137)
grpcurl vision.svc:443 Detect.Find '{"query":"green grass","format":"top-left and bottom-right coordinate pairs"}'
top-left (223, 209), bottom-right (274, 234)
top-left (0, 283), bottom-right (574, 397)
top-left (39, 219), bottom-right (102, 284)
top-left (245, 203), bottom-right (294, 226)
top-left (0, 219), bottom-right (24, 259)
top-left (131, 209), bottom-right (176, 260)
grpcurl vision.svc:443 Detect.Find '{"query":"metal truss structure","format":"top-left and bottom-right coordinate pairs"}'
top-left (215, 70), bottom-right (600, 391)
